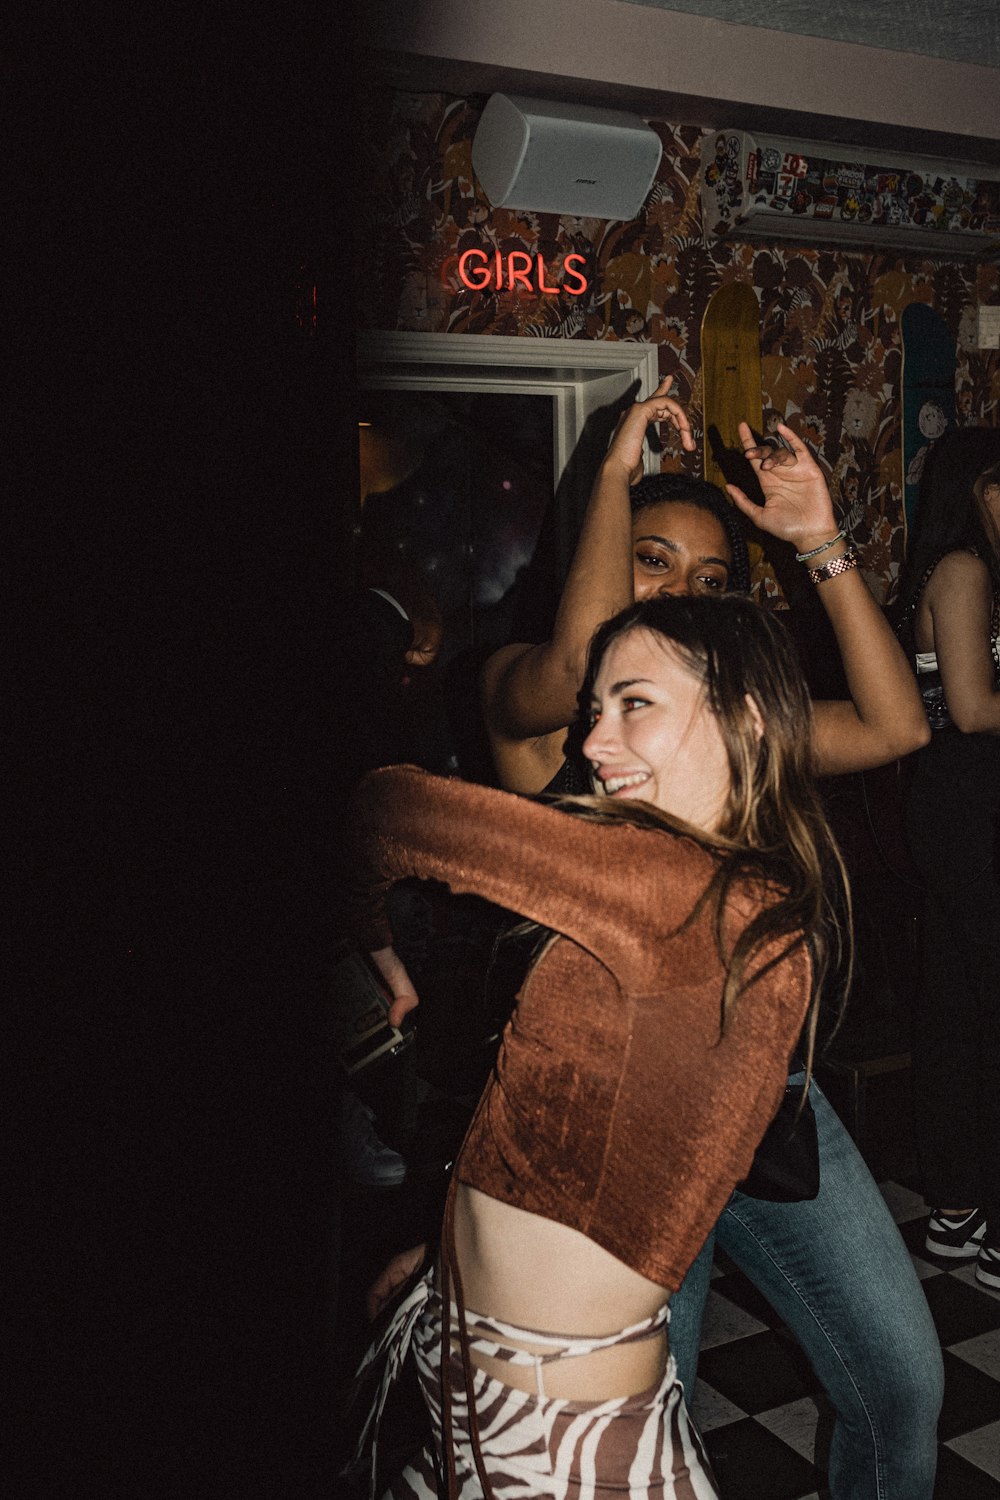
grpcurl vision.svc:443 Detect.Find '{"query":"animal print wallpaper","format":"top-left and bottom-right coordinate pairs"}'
top-left (356, 89), bottom-right (1000, 605)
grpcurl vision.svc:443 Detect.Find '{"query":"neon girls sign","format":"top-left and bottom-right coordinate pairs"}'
top-left (445, 249), bottom-right (590, 297)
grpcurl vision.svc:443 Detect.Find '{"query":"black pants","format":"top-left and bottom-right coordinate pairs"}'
top-left (904, 727), bottom-right (1000, 1231)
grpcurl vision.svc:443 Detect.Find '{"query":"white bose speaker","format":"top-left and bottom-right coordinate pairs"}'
top-left (471, 93), bottom-right (663, 221)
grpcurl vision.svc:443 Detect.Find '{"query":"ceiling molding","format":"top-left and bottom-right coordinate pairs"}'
top-left (611, 0), bottom-right (999, 72)
top-left (363, 0), bottom-right (1000, 165)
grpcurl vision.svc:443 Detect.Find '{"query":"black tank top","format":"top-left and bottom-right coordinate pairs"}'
top-left (540, 755), bottom-right (589, 797)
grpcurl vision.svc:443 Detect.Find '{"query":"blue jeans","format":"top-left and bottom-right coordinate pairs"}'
top-left (669, 1079), bottom-right (943, 1500)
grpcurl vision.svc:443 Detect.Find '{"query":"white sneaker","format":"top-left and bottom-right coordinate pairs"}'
top-left (976, 1243), bottom-right (1000, 1290)
top-left (339, 1091), bottom-right (407, 1187)
top-left (924, 1208), bottom-right (986, 1258)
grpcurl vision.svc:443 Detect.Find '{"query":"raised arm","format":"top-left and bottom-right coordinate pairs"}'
top-left (923, 550), bottom-right (1000, 735)
top-left (727, 422), bottom-right (930, 775)
top-left (350, 765), bottom-right (709, 991)
top-left (480, 379), bottom-right (694, 793)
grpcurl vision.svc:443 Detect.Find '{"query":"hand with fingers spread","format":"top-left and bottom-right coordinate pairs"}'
top-left (605, 376), bottom-right (696, 487)
top-left (727, 421), bottom-right (843, 556)
top-left (723, 422), bottom-right (930, 775)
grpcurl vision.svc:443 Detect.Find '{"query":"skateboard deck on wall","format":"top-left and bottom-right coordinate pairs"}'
top-left (901, 302), bottom-right (956, 543)
top-left (700, 281), bottom-right (766, 590)
top-left (700, 281), bottom-right (763, 497)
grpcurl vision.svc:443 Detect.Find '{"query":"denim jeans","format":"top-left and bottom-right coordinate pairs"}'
top-left (669, 1079), bottom-right (943, 1500)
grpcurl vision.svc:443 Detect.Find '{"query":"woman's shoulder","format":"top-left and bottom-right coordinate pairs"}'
top-left (922, 550), bottom-right (995, 622)
top-left (926, 547), bottom-right (992, 587)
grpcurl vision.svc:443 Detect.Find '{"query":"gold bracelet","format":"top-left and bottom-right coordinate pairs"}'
top-left (808, 549), bottom-right (860, 585)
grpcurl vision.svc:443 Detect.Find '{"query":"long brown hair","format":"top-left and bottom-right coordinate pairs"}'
top-left (564, 594), bottom-right (852, 1072)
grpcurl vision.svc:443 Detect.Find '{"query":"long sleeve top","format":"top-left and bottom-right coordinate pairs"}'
top-left (351, 766), bottom-right (812, 1293)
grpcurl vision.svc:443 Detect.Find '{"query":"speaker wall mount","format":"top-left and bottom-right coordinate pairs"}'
top-left (471, 93), bottom-right (663, 222)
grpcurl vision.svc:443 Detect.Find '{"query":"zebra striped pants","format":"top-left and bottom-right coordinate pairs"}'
top-left (386, 1273), bottom-right (720, 1500)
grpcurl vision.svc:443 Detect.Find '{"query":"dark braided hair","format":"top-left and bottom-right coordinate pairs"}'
top-left (629, 473), bottom-right (752, 595)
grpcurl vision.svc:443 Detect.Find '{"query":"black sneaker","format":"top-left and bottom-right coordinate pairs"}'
top-left (976, 1242), bottom-right (1000, 1290)
top-left (924, 1208), bottom-right (987, 1258)
top-left (339, 1090), bottom-right (407, 1188)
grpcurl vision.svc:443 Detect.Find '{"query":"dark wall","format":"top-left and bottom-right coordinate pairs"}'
top-left (18, 12), bottom-right (362, 1495)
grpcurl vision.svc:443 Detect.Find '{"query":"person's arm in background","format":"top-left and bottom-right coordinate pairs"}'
top-left (366, 1243), bottom-right (428, 1321)
top-left (480, 378), bottom-right (694, 794)
top-left (923, 550), bottom-right (1000, 734)
top-left (728, 422), bottom-right (930, 774)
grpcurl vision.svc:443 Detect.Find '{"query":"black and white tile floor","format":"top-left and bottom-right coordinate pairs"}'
top-left (691, 1178), bottom-right (1000, 1499)
top-left (340, 1086), bottom-right (1000, 1498)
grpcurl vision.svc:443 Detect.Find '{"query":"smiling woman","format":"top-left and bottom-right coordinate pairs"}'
top-left (473, 385), bottom-right (942, 1500)
top-left (583, 627), bottom-right (735, 831)
top-left (346, 589), bottom-right (850, 1499)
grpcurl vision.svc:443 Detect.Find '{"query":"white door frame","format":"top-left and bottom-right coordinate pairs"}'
top-left (356, 332), bottom-right (660, 576)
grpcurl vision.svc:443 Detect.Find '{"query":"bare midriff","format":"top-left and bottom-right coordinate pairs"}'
top-left (446, 1184), bottom-right (670, 1400)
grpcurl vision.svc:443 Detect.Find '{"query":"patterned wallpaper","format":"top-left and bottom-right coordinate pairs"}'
top-left (357, 89), bottom-right (1000, 605)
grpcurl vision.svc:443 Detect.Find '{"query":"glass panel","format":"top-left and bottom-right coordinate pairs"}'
top-left (357, 389), bottom-right (558, 782)
top-left (358, 389), bottom-right (557, 664)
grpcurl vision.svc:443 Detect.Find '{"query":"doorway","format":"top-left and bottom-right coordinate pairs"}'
top-left (355, 332), bottom-right (660, 779)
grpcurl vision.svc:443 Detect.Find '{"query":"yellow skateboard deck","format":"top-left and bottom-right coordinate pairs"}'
top-left (700, 282), bottom-right (763, 495)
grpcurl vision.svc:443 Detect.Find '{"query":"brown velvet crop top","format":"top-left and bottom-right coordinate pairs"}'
top-left (351, 766), bottom-right (812, 1294)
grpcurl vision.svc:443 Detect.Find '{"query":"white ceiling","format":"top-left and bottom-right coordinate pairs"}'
top-left (617, 0), bottom-right (999, 70)
top-left (365, 0), bottom-right (1000, 165)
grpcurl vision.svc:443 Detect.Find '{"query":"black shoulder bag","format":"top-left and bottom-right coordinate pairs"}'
top-left (735, 1082), bottom-right (820, 1203)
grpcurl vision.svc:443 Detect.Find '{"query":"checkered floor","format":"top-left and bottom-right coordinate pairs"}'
top-left (692, 1179), bottom-right (1000, 1499)
top-left (339, 1080), bottom-right (1000, 1499)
